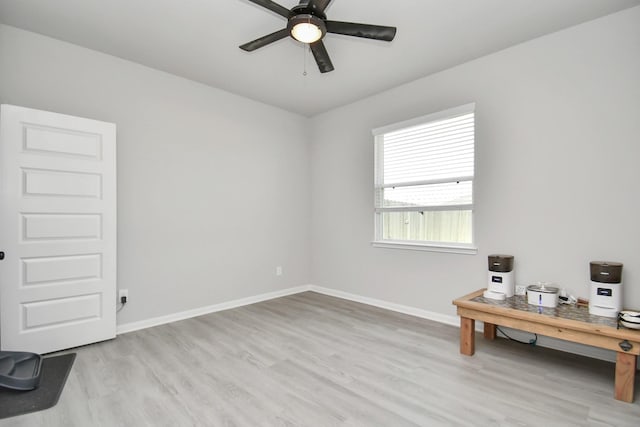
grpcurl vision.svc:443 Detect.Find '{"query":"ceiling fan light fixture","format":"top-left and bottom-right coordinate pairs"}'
top-left (291, 22), bottom-right (322, 43)
top-left (288, 14), bottom-right (326, 44)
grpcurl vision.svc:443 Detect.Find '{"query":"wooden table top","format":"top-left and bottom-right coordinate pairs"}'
top-left (453, 289), bottom-right (640, 342)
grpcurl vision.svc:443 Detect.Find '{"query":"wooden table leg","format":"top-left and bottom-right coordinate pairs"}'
top-left (615, 352), bottom-right (637, 402)
top-left (460, 317), bottom-right (475, 356)
top-left (483, 322), bottom-right (497, 340)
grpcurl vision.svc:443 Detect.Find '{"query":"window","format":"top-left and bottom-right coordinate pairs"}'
top-left (372, 103), bottom-right (476, 253)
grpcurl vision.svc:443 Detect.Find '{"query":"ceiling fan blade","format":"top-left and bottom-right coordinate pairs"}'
top-left (247, 0), bottom-right (290, 18)
top-left (239, 28), bottom-right (289, 51)
top-left (326, 21), bottom-right (396, 41)
top-left (310, 40), bottom-right (334, 73)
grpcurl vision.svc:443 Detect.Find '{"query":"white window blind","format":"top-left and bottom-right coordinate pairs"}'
top-left (373, 103), bottom-right (475, 251)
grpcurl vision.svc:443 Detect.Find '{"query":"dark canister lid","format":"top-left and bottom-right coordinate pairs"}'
top-left (488, 255), bottom-right (514, 273)
top-left (590, 261), bottom-right (622, 284)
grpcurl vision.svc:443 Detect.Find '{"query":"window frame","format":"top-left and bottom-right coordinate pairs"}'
top-left (372, 103), bottom-right (477, 254)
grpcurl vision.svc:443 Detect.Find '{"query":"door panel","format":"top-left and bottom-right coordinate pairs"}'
top-left (23, 125), bottom-right (102, 159)
top-left (22, 293), bottom-right (102, 329)
top-left (0, 104), bottom-right (116, 354)
top-left (22, 253), bottom-right (102, 285)
top-left (23, 168), bottom-right (102, 198)
top-left (22, 213), bottom-right (102, 241)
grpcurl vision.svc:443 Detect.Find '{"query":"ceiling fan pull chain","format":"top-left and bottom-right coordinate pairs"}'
top-left (303, 44), bottom-right (308, 76)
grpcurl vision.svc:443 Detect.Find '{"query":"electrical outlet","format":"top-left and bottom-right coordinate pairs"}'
top-left (515, 285), bottom-right (527, 296)
top-left (119, 289), bottom-right (129, 303)
top-left (276, 266), bottom-right (283, 276)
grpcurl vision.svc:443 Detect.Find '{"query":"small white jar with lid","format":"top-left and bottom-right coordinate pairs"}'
top-left (526, 283), bottom-right (559, 308)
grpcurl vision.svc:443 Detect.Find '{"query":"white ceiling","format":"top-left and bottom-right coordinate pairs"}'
top-left (1, 0), bottom-right (638, 116)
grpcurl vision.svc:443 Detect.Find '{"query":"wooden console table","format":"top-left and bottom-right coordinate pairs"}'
top-left (453, 289), bottom-right (640, 403)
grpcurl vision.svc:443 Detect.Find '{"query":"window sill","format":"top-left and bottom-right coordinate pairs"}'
top-left (371, 240), bottom-right (478, 255)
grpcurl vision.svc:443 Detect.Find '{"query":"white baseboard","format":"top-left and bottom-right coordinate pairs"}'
top-left (308, 285), bottom-right (461, 327)
top-left (116, 283), bottom-right (618, 365)
top-left (117, 284), bottom-right (460, 336)
top-left (117, 285), bottom-right (312, 334)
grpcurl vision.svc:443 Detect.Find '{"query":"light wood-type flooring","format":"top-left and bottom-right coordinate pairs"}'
top-left (1, 291), bottom-right (639, 426)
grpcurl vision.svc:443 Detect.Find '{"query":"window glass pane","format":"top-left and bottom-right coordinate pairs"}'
top-left (381, 210), bottom-right (473, 244)
top-left (383, 113), bottom-right (474, 185)
top-left (377, 181), bottom-right (472, 208)
top-left (374, 104), bottom-right (475, 247)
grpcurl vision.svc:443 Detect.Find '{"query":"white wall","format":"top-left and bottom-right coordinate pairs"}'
top-left (0, 24), bottom-right (311, 325)
top-left (1, 6), bottom-right (638, 345)
top-left (310, 7), bottom-right (640, 318)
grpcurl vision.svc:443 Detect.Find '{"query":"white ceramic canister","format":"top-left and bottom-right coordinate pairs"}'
top-left (526, 283), bottom-right (559, 308)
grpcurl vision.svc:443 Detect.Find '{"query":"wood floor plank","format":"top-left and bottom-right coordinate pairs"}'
top-left (1, 291), bottom-right (639, 426)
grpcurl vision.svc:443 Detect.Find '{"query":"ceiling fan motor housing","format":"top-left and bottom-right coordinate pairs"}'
top-left (289, 4), bottom-right (327, 21)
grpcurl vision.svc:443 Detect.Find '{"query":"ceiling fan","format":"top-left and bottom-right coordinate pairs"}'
top-left (240, 0), bottom-right (397, 73)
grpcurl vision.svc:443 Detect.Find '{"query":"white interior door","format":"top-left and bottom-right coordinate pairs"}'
top-left (0, 104), bottom-right (116, 354)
